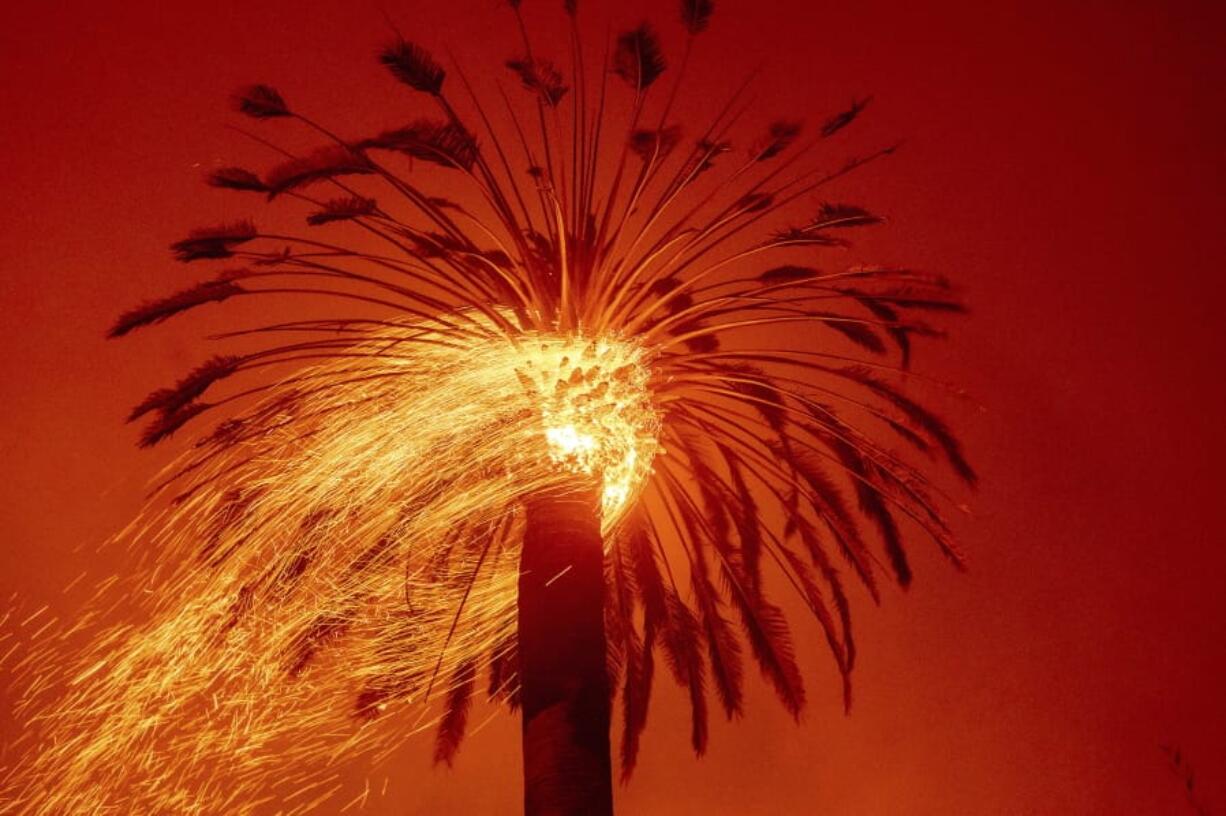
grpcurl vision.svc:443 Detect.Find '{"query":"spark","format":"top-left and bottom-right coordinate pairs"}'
top-left (0, 3), bottom-right (975, 812)
top-left (1, 325), bottom-right (659, 815)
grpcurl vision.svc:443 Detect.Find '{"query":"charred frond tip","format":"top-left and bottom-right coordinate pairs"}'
top-left (379, 38), bottom-right (445, 95)
top-left (357, 120), bottom-right (478, 171)
top-left (207, 166), bottom-right (268, 193)
top-left (128, 355), bottom-right (242, 423)
top-left (169, 220), bottom-right (258, 262)
top-left (264, 146), bottom-right (375, 197)
top-left (821, 96), bottom-right (873, 138)
top-left (306, 196), bottom-right (378, 226)
top-left (812, 202), bottom-right (883, 229)
top-left (232, 84), bottom-right (291, 119)
top-left (758, 264), bottom-right (822, 283)
top-left (630, 126), bottom-right (682, 161)
top-left (108, 278), bottom-right (245, 338)
top-left (754, 121), bottom-right (802, 161)
top-left (506, 58), bottom-right (569, 107)
top-left (613, 23), bottom-right (666, 91)
top-left (139, 402), bottom-right (210, 448)
top-left (681, 0), bottom-right (715, 35)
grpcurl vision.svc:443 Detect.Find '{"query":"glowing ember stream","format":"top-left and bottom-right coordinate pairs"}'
top-left (2, 324), bottom-right (659, 815)
top-left (0, 0), bottom-right (977, 810)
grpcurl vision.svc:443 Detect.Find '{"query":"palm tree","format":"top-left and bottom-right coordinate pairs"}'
top-left (3, 2), bottom-right (973, 814)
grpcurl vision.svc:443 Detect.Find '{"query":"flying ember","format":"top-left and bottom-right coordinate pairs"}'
top-left (0, 0), bottom-right (978, 810)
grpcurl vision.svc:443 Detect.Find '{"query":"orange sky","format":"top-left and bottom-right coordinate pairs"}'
top-left (2, 1), bottom-right (1224, 813)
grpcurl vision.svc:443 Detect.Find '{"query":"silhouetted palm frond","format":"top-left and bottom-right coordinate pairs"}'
top-left (3, 4), bottom-right (975, 813)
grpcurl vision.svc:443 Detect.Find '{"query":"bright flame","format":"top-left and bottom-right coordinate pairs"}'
top-left (1, 323), bottom-right (660, 815)
top-left (544, 424), bottom-right (597, 457)
top-left (517, 334), bottom-right (659, 520)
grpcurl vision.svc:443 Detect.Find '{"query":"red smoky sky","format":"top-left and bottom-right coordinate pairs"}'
top-left (1, 1), bottom-right (1224, 813)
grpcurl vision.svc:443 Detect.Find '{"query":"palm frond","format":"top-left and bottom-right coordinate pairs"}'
top-left (380, 39), bottom-right (446, 95)
top-left (109, 279), bottom-right (245, 337)
top-left (613, 24), bottom-right (666, 92)
top-left (128, 355), bottom-right (242, 421)
top-left (362, 120), bottom-right (478, 172)
top-left (233, 84), bottom-right (291, 118)
top-left (207, 166), bottom-right (268, 193)
top-left (506, 58), bottom-right (569, 107)
top-left (434, 659), bottom-right (478, 766)
top-left (821, 96), bottom-right (871, 137)
top-left (264, 146), bottom-right (374, 197)
top-left (681, 0), bottom-right (715, 35)
top-left (305, 196), bottom-right (378, 226)
top-left (170, 221), bottom-right (258, 262)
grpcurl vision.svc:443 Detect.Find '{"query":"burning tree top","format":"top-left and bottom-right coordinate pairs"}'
top-left (1, 1), bottom-right (975, 813)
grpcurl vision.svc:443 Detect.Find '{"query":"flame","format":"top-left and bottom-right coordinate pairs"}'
top-left (516, 334), bottom-right (659, 521)
top-left (1, 323), bottom-right (660, 814)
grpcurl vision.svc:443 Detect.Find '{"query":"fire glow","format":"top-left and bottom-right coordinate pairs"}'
top-left (2, 324), bottom-right (662, 815)
top-left (521, 335), bottom-right (659, 521)
top-left (0, 0), bottom-right (977, 810)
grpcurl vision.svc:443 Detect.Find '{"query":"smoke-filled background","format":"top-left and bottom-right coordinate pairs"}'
top-left (1, 0), bottom-right (1223, 813)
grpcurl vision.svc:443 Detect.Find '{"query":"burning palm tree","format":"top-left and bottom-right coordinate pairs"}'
top-left (1, 2), bottom-right (973, 814)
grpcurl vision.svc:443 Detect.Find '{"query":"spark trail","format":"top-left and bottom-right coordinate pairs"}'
top-left (1, 1), bottom-right (976, 811)
top-left (4, 326), bottom-right (657, 814)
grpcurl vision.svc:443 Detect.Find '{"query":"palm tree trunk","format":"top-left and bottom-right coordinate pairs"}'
top-left (518, 484), bottom-right (614, 816)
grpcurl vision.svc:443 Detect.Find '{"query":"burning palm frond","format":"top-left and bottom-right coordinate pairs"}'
top-left (3, 3), bottom-right (974, 814)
